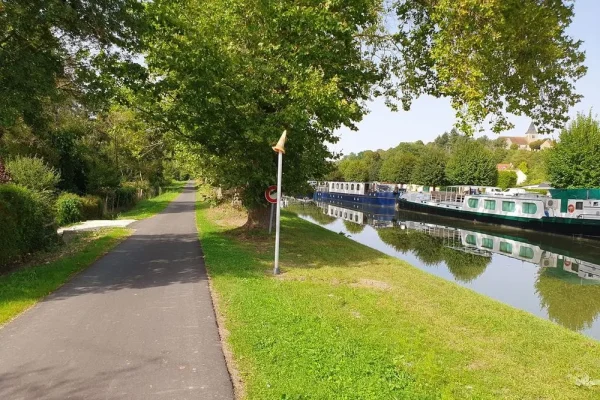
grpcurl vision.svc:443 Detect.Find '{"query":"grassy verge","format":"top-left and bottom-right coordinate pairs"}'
top-left (118, 180), bottom-right (187, 220)
top-left (196, 194), bottom-right (600, 399)
top-left (0, 228), bottom-right (130, 325)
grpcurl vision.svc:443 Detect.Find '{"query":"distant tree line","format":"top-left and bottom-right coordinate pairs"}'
top-left (330, 112), bottom-right (600, 190)
top-left (329, 129), bottom-right (547, 188)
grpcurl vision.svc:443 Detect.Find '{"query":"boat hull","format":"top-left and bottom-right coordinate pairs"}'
top-left (397, 199), bottom-right (600, 239)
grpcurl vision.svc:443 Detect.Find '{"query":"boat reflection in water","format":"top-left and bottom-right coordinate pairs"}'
top-left (289, 200), bottom-right (600, 340)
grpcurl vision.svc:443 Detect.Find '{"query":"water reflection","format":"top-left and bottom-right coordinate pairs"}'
top-left (288, 200), bottom-right (600, 340)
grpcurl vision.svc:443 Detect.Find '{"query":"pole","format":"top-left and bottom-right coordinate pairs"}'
top-left (273, 151), bottom-right (283, 274)
top-left (268, 203), bottom-right (274, 234)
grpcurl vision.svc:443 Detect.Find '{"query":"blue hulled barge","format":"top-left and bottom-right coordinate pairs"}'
top-left (313, 181), bottom-right (399, 206)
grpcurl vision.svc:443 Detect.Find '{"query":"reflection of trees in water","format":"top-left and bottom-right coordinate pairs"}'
top-left (377, 228), bottom-right (490, 279)
top-left (443, 249), bottom-right (490, 283)
top-left (343, 220), bottom-right (365, 234)
top-left (377, 228), bottom-right (413, 252)
top-left (535, 268), bottom-right (600, 331)
top-left (288, 205), bottom-right (336, 225)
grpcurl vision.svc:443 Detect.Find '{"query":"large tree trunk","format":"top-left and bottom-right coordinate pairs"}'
top-left (244, 205), bottom-right (272, 230)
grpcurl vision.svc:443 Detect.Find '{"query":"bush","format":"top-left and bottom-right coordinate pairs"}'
top-left (0, 184), bottom-right (59, 270)
top-left (5, 156), bottom-right (60, 193)
top-left (81, 195), bottom-right (104, 220)
top-left (56, 193), bottom-right (84, 226)
top-left (497, 170), bottom-right (518, 189)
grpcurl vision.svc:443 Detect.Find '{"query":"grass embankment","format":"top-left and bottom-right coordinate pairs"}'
top-left (196, 194), bottom-right (600, 399)
top-left (0, 229), bottom-right (129, 325)
top-left (118, 180), bottom-right (187, 220)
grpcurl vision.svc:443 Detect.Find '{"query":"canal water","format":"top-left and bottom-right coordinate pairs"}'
top-left (288, 200), bottom-right (600, 341)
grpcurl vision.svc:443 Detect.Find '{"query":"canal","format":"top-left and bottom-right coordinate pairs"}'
top-left (288, 200), bottom-right (600, 341)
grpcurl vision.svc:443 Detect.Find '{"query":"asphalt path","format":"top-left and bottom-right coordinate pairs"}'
top-left (0, 183), bottom-right (234, 400)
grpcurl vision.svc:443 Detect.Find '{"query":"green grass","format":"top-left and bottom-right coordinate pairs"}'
top-left (0, 228), bottom-right (130, 325)
top-left (196, 194), bottom-right (600, 399)
top-left (118, 181), bottom-right (187, 220)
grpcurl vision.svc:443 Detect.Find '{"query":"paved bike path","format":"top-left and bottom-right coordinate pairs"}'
top-left (0, 183), bottom-right (234, 399)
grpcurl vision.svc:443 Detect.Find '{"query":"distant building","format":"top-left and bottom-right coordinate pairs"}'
top-left (499, 122), bottom-right (553, 151)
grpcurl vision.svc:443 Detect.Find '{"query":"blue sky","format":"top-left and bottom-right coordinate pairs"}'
top-left (331, 0), bottom-right (600, 155)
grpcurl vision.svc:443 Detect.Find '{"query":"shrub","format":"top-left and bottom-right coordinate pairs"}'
top-left (5, 156), bottom-right (60, 193)
top-left (497, 170), bottom-right (518, 189)
top-left (81, 195), bottom-right (104, 220)
top-left (0, 184), bottom-right (59, 270)
top-left (56, 193), bottom-right (84, 226)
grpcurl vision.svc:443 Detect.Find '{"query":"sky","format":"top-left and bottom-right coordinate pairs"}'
top-left (330, 0), bottom-right (600, 155)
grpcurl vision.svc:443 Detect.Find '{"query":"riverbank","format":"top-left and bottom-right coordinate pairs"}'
top-left (197, 196), bottom-right (600, 399)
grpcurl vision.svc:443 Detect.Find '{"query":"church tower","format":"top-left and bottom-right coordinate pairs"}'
top-left (525, 122), bottom-right (538, 143)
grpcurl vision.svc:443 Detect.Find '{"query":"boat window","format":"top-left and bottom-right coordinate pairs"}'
top-left (499, 241), bottom-right (513, 254)
top-left (356, 184), bottom-right (361, 191)
top-left (345, 184), bottom-right (349, 190)
top-left (344, 212), bottom-right (347, 218)
top-left (351, 184), bottom-right (354, 190)
top-left (576, 201), bottom-right (584, 210)
top-left (482, 238), bottom-right (494, 249)
top-left (355, 215), bottom-right (358, 222)
top-left (336, 183), bottom-right (339, 189)
top-left (468, 198), bottom-right (479, 208)
top-left (502, 201), bottom-right (516, 212)
top-left (594, 201), bottom-right (599, 207)
top-left (519, 246), bottom-right (535, 259)
top-left (484, 199), bottom-right (496, 211)
top-left (466, 234), bottom-right (477, 245)
top-left (522, 202), bottom-right (537, 214)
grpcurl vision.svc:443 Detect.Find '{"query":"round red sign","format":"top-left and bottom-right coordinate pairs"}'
top-left (265, 185), bottom-right (278, 204)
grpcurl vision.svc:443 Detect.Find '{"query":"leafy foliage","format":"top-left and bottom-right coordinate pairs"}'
top-left (445, 140), bottom-right (498, 186)
top-left (547, 112), bottom-right (600, 188)
top-left (139, 0), bottom-right (383, 209)
top-left (378, 151), bottom-right (417, 184)
top-left (0, 0), bottom-right (147, 130)
top-left (5, 156), bottom-right (61, 194)
top-left (497, 171), bottom-right (518, 190)
top-left (55, 192), bottom-right (84, 226)
top-left (0, 184), bottom-right (58, 269)
top-left (411, 147), bottom-right (448, 188)
top-left (389, 0), bottom-right (586, 134)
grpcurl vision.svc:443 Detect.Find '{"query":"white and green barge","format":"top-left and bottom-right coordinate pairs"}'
top-left (397, 188), bottom-right (600, 239)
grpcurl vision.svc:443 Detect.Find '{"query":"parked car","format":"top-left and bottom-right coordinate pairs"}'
top-left (502, 188), bottom-right (527, 196)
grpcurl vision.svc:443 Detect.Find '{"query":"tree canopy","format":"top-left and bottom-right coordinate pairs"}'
top-left (446, 140), bottom-right (498, 186)
top-left (411, 147), bottom-right (448, 189)
top-left (547, 112), bottom-right (600, 188)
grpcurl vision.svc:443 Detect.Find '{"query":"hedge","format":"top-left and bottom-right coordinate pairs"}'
top-left (0, 184), bottom-right (59, 271)
top-left (55, 193), bottom-right (84, 226)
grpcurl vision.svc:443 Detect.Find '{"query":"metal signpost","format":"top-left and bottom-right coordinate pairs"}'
top-left (272, 130), bottom-right (287, 275)
top-left (265, 185), bottom-right (277, 234)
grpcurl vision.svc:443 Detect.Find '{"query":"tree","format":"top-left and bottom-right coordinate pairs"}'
top-left (0, 0), bottom-right (147, 132)
top-left (411, 147), bottom-right (447, 189)
top-left (529, 140), bottom-right (545, 151)
top-left (389, 0), bottom-right (586, 134)
top-left (547, 112), bottom-right (600, 188)
top-left (446, 140), bottom-right (498, 186)
top-left (379, 151), bottom-right (417, 184)
top-left (140, 0), bottom-right (383, 227)
top-left (497, 171), bottom-right (517, 190)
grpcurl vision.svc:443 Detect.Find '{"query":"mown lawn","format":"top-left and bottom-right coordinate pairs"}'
top-left (196, 195), bottom-right (600, 399)
top-left (0, 229), bottom-right (130, 325)
top-left (118, 180), bottom-right (187, 220)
